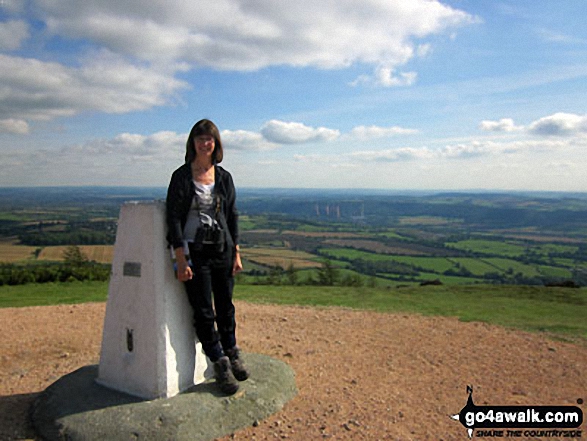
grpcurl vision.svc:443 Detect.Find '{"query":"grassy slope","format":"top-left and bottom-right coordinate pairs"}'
top-left (0, 281), bottom-right (108, 307)
top-left (2, 281), bottom-right (584, 343)
top-left (235, 284), bottom-right (587, 340)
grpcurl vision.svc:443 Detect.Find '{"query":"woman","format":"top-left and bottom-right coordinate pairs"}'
top-left (166, 119), bottom-right (247, 395)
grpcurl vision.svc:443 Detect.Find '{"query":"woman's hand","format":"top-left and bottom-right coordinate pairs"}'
top-left (177, 262), bottom-right (193, 282)
top-left (232, 249), bottom-right (243, 276)
top-left (176, 261), bottom-right (193, 282)
top-left (174, 247), bottom-right (193, 282)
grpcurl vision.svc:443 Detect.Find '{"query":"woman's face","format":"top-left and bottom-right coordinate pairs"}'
top-left (194, 134), bottom-right (215, 161)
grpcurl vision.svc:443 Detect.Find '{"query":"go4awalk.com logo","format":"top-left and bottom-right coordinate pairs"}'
top-left (451, 386), bottom-right (584, 439)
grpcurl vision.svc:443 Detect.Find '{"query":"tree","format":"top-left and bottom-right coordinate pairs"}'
top-left (62, 245), bottom-right (88, 266)
top-left (286, 262), bottom-right (298, 285)
top-left (267, 265), bottom-right (284, 285)
top-left (341, 272), bottom-right (364, 287)
top-left (317, 259), bottom-right (339, 286)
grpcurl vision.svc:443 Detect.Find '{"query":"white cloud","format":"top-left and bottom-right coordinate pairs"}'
top-left (63, 131), bottom-right (185, 160)
top-left (2, 122), bottom-right (587, 188)
top-left (0, 0), bottom-right (25, 14)
top-left (0, 0), bottom-right (476, 129)
top-left (528, 113), bottom-right (587, 136)
top-left (0, 20), bottom-right (29, 50)
top-left (478, 113), bottom-right (587, 137)
top-left (349, 125), bottom-right (418, 139)
top-left (307, 135), bottom-right (580, 166)
top-left (0, 130), bottom-right (187, 186)
top-left (537, 28), bottom-right (587, 45)
top-left (221, 129), bottom-right (279, 151)
top-left (0, 118), bottom-right (29, 134)
top-left (350, 67), bottom-right (418, 88)
top-left (352, 147), bottom-right (435, 162)
top-left (293, 153), bottom-right (331, 162)
top-left (35, 0), bottom-right (475, 74)
top-left (416, 43), bottom-right (432, 58)
top-left (0, 52), bottom-right (188, 122)
top-left (261, 120), bottom-right (340, 144)
top-left (479, 118), bottom-right (521, 132)
top-left (375, 67), bottom-right (418, 88)
top-left (440, 141), bottom-right (495, 158)
top-left (49, 127), bottom-right (282, 161)
top-left (126, 131), bottom-right (185, 157)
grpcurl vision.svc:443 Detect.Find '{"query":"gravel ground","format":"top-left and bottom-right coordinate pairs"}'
top-left (0, 301), bottom-right (585, 440)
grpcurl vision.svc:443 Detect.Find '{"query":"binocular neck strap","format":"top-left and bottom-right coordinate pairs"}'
top-left (215, 193), bottom-right (221, 216)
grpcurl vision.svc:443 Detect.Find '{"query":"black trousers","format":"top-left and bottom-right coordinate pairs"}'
top-left (183, 251), bottom-right (236, 362)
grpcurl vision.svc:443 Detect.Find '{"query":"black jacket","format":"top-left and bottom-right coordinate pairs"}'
top-left (165, 163), bottom-right (239, 253)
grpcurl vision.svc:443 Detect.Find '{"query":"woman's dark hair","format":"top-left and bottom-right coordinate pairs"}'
top-left (185, 119), bottom-right (223, 164)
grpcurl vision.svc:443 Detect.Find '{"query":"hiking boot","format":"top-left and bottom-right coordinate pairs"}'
top-left (213, 356), bottom-right (239, 395)
top-left (225, 346), bottom-right (249, 381)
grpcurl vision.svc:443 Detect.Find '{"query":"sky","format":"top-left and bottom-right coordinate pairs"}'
top-left (1, 0), bottom-right (587, 191)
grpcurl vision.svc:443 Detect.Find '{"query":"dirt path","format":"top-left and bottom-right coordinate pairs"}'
top-left (0, 302), bottom-right (585, 440)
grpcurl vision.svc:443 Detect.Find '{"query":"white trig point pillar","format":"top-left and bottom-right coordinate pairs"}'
top-left (97, 200), bottom-right (212, 400)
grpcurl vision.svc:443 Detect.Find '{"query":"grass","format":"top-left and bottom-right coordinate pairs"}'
top-left (482, 258), bottom-right (541, 277)
top-left (1, 281), bottom-right (585, 343)
top-left (0, 281), bottom-right (108, 308)
top-left (320, 247), bottom-right (391, 262)
top-left (234, 284), bottom-right (587, 341)
top-left (391, 256), bottom-right (455, 272)
top-left (416, 271), bottom-right (483, 285)
top-left (447, 239), bottom-right (527, 257)
top-left (376, 230), bottom-right (407, 240)
top-left (535, 243), bottom-right (579, 255)
top-left (538, 265), bottom-right (573, 279)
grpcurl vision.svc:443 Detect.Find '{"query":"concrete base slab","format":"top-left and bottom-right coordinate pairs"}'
top-left (31, 353), bottom-right (297, 441)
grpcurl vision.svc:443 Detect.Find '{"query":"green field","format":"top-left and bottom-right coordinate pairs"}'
top-left (446, 239), bottom-right (527, 257)
top-left (2, 189), bottom-right (587, 288)
top-left (235, 284), bottom-right (587, 341)
top-left (448, 258), bottom-right (500, 276)
top-left (319, 247), bottom-right (388, 262)
top-left (535, 243), bottom-right (579, 255)
top-left (376, 230), bottom-right (412, 240)
top-left (0, 281), bottom-right (109, 307)
top-left (391, 256), bottom-right (454, 272)
top-left (482, 258), bottom-right (541, 277)
top-left (2, 281), bottom-right (585, 343)
top-left (315, 245), bottom-right (584, 283)
top-left (538, 265), bottom-right (573, 279)
top-left (415, 272), bottom-right (482, 285)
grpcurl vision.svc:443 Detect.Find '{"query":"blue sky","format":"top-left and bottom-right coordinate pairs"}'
top-left (1, 0), bottom-right (586, 190)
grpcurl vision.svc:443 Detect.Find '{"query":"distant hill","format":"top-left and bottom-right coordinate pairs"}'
top-left (2, 186), bottom-right (587, 231)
